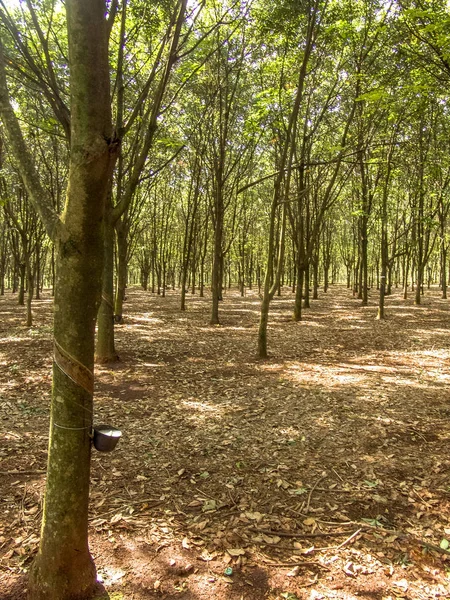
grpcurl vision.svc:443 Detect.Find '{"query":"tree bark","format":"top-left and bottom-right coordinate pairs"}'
top-left (95, 0), bottom-right (186, 359)
top-left (293, 267), bottom-right (304, 322)
top-left (210, 197), bottom-right (223, 324)
top-left (95, 212), bottom-right (118, 362)
top-left (25, 258), bottom-right (33, 327)
top-left (115, 216), bottom-right (128, 323)
top-left (0, 1), bottom-right (117, 597)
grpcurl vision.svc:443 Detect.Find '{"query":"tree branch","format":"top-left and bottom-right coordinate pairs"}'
top-left (0, 43), bottom-right (63, 242)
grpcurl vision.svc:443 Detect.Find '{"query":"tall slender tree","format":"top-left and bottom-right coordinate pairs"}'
top-left (0, 1), bottom-right (117, 597)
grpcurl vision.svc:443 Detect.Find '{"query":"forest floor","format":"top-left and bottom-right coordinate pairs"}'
top-left (1, 285), bottom-right (450, 600)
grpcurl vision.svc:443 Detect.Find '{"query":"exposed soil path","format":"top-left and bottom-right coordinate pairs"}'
top-left (1, 285), bottom-right (450, 599)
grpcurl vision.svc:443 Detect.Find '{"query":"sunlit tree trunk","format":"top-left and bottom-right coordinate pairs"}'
top-left (96, 209), bottom-right (118, 362)
top-left (114, 215), bottom-right (128, 323)
top-left (0, 1), bottom-right (117, 597)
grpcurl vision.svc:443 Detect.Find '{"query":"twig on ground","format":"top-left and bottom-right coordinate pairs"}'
top-left (332, 468), bottom-right (344, 483)
top-left (248, 527), bottom-right (349, 539)
top-left (335, 528), bottom-right (362, 550)
top-left (0, 470), bottom-right (45, 475)
top-left (355, 521), bottom-right (450, 556)
top-left (284, 510), bottom-right (354, 527)
top-left (194, 487), bottom-right (217, 501)
top-left (412, 489), bottom-right (433, 508)
top-left (89, 499), bottom-right (163, 521)
top-left (305, 476), bottom-right (324, 513)
top-left (312, 487), bottom-right (352, 494)
top-left (262, 559), bottom-right (330, 570)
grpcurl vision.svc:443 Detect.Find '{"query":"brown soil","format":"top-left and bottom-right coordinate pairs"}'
top-left (1, 285), bottom-right (450, 600)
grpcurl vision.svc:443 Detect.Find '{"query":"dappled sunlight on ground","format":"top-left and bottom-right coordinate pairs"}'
top-left (132, 314), bottom-right (164, 324)
top-left (1, 285), bottom-right (450, 599)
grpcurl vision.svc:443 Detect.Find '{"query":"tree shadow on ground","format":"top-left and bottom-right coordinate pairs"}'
top-left (1, 286), bottom-right (450, 599)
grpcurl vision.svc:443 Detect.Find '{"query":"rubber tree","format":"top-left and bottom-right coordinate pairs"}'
top-left (377, 123), bottom-right (399, 319)
top-left (0, 216), bottom-right (8, 294)
top-left (289, 101), bottom-right (355, 322)
top-left (0, 1), bottom-right (117, 598)
top-left (256, 0), bottom-right (322, 357)
top-left (203, 20), bottom-right (252, 325)
top-left (180, 152), bottom-right (203, 310)
top-left (2, 186), bottom-right (44, 326)
top-left (437, 173), bottom-right (450, 299)
top-left (95, 0), bottom-right (187, 361)
top-left (413, 113), bottom-right (431, 304)
top-left (114, 182), bottom-right (152, 319)
top-left (179, 102), bottom-right (212, 310)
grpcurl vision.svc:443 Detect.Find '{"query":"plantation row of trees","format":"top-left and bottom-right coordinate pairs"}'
top-left (1, 173), bottom-right (448, 309)
top-left (1, 0), bottom-right (450, 338)
top-left (0, 0), bottom-right (449, 598)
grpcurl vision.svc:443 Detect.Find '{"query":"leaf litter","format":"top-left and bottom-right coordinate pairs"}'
top-left (1, 286), bottom-right (450, 599)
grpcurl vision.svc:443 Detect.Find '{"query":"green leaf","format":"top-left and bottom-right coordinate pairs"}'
top-left (440, 539), bottom-right (449, 550)
top-left (290, 487), bottom-right (308, 495)
top-left (361, 517), bottom-right (383, 527)
top-left (356, 89), bottom-right (387, 103)
top-left (364, 480), bottom-right (378, 488)
top-left (202, 499), bottom-right (216, 512)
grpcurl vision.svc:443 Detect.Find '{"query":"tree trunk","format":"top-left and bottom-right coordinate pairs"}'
top-left (162, 261), bottom-right (166, 297)
top-left (180, 268), bottom-right (187, 310)
top-left (377, 143), bottom-right (395, 318)
top-left (324, 262), bottom-right (329, 293)
top-left (26, 259), bottom-right (33, 327)
top-left (180, 207), bottom-right (195, 310)
top-left (403, 255), bottom-right (409, 300)
top-left (303, 263), bottom-right (310, 308)
top-left (211, 203), bottom-right (223, 324)
top-left (191, 261), bottom-right (196, 294)
top-left (313, 257), bottom-right (319, 299)
top-left (156, 261), bottom-right (162, 295)
top-left (415, 264), bottom-right (423, 304)
top-left (358, 254), bottom-right (363, 299)
top-left (151, 251), bottom-right (155, 293)
top-left (142, 268), bottom-right (149, 291)
top-left (377, 233), bottom-right (387, 320)
top-left (258, 200), bottom-right (286, 357)
top-left (35, 243), bottom-right (41, 300)
top-left (96, 215), bottom-right (118, 362)
top-left (51, 245), bottom-right (55, 296)
top-left (114, 219), bottom-right (127, 323)
top-left (18, 261), bottom-right (25, 305)
top-left (258, 292), bottom-right (270, 358)
top-left (360, 216), bottom-right (368, 306)
top-left (23, 1), bottom-right (117, 598)
top-left (199, 262), bottom-right (204, 297)
top-left (387, 262), bottom-right (392, 296)
top-left (293, 267), bottom-right (304, 322)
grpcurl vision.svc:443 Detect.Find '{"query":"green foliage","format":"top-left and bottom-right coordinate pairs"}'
top-left (1, 0), bottom-right (450, 327)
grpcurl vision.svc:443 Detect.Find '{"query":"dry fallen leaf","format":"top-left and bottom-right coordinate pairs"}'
top-left (110, 513), bottom-right (122, 524)
top-left (344, 562), bottom-right (357, 577)
top-left (227, 548), bottom-right (246, 557)
top-left (3, 283), bottom-right (450, 600)
top-left (293, 543), bottom-right (315, 555)
top-left (245, 511), bottom-right (263, 522)
top-left (392, 579), bottom-right (409, 592)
